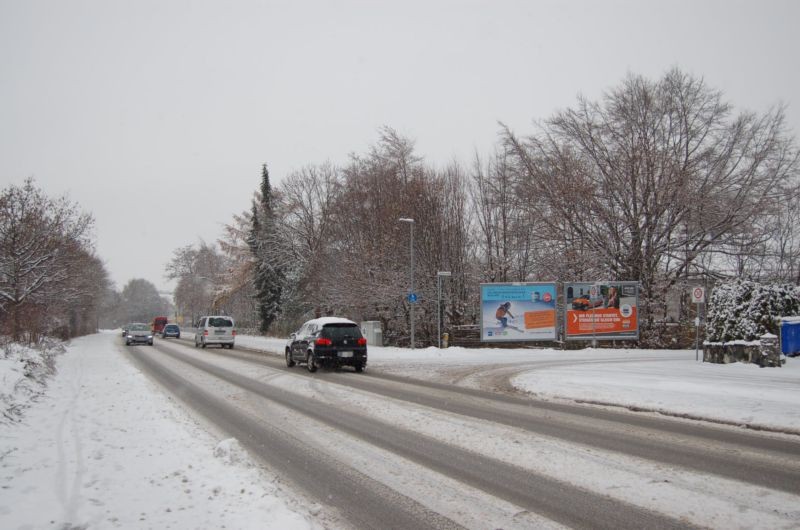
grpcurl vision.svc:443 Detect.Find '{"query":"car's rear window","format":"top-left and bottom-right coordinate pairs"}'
top-left (209, 317), bottom-right (233, 327)
top-left (165, 325), bottom-right (179, 331)
top-left (322, 324), bottom-right (362, 340)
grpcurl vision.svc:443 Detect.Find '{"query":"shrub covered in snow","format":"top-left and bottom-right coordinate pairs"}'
top-left (0, 337), bottom-right (65, 423)
top-left (705, 280), bottom-right (800, 342)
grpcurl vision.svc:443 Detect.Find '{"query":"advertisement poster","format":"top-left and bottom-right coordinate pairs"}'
top-left (564, 282), bottom-right (639, 340)
top-left (481, 283), bottom-right (557, 342)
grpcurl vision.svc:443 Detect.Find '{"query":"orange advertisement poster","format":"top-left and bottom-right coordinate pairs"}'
top-left (524, 310), bottom-right (556, 330)
top-left (565, 307), bottom-right (638, 336)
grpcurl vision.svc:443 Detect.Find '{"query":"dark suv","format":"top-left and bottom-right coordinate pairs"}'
top-left (161, 324), bottom-right (181, 339)
top-left (286, 317), bottom-right (367, 373)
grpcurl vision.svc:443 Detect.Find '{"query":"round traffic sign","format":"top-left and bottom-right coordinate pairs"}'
top-left (691, 287), bottom-right (705, 303)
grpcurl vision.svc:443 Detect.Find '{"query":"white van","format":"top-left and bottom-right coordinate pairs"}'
top-left (195, 315), bottom-right (236, 349)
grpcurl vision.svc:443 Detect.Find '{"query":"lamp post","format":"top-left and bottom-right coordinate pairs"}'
top-left (398, 218), bottom-right (415, 349)
top-left (591, 282), bottom-right (599, 348)
top-left (437, 271), bottom-right (451, 348)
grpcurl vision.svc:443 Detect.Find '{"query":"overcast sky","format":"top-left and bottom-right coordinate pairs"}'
top-left (1, 0), bottom-right (798, 294)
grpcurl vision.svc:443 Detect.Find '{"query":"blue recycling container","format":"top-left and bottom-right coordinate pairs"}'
top-left (780, 320), bottom-right (800, 356)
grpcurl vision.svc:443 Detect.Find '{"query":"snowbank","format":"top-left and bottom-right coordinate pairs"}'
top-left (0, 337), bottom-right (64, 423)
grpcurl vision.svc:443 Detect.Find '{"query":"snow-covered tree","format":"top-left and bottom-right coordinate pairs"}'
top-left (119, 279), bottom-right (170, 324)
top-left (706, 280), bottom-right (800, 341)
top-left (0, 179), bottom-right (98, 341)
top-left (503, 68), bottom-right (799, 345)
top-left (248, 164), bottom-right (284, 333)
top-left (165, 242), bottom-right (226, 324)
top-left (216, 208), bottom-right (258, 329)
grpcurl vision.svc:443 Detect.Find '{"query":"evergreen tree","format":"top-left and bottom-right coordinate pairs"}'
top-left (706, 279), bottom-right (800, 342)
top-left (249, 164), bottom-right (284, 333)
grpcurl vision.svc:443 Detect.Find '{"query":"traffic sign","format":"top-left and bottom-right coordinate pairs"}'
top-left (691, 286), bottom-right (705, 304)
top-left (407, 293), bottom-right (418, 303)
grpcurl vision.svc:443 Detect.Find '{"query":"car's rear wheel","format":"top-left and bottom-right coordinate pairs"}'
top-left (307, 352), bottom-right (317, 373)
top-left (354, 362), bottom-right (364, 373)
top-left (285, 350), bottom-right (295, 367)
top-left (201, 338), bottom-right (207, 348)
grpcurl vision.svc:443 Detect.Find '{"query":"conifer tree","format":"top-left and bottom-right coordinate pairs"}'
top-left (248, 164), bottom-right (284, 333)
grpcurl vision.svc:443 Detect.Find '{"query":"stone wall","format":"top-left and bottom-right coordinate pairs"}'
top-left (702, 334), bottom-right (782, 367)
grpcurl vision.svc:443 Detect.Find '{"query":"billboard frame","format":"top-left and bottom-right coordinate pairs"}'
top-left (480, 282), bottom-right (558, 342)
top-left (563, 281), bottom-right (639, 341)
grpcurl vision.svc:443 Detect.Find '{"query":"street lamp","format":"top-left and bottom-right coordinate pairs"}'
top-left (398, 218), bottom-right (415, 349)
top-left (437, 271), bottom-right (451, 348)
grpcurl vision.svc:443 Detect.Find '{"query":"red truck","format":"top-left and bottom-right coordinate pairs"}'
top-left (151, 316), bottom-right (168, 335)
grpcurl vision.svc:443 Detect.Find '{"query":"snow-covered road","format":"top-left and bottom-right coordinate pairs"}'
top-left (2, 331), bottom-right (800, 529)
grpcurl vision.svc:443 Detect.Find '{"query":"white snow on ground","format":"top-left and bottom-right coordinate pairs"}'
top-left (512, 355), bottom-right (800, 432)
top-left (2, 329), bottom-right (800, 529)
top-left (0, 338), bottom-right (62, 423)
top-left (231, 333), bottom-right (800, 432)
top-left (0, 332), bottom-right (320, 530)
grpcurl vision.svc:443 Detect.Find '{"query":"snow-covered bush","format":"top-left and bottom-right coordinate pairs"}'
top-left (705, 280), bottom-right (800, 342)
top-left (0, 337), bottom-right (65, 423)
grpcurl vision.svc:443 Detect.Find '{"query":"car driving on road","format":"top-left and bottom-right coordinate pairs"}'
top-left (194, 316), bottom-right (235, 349)
top-left (161, 323), bottom-right (180, 339)
top-left (286, 317), bottom-right (367, 372)
top-left (125, 323), bottom-right (153, 346)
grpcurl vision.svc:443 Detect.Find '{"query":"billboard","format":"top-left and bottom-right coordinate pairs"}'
top-left (480, 283), bottom-right (557, 342)
top-left (564, 281), bottom-right (639, 340)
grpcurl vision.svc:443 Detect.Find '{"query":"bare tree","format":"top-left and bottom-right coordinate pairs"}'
top-left (412, 163), bottom-right (477, 340)
top-left (470, 149), bottom-right (544, 283)
top-left (0, 179), bottom-right (95, 341)
top-left (165, 241), bottom-right (226, 323)
top-left (276, 162), bottom-right (342, 321)
top-left (217, 208), bottom-right (258, 329)
top-left (503, 69), bottom-right (799, 344)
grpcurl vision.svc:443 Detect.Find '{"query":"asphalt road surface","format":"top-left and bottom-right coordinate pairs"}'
top-left (122, 337), bottom-right (800, 529)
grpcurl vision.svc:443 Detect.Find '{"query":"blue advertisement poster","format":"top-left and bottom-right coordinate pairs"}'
top-left (480, 283), bottom-right (557, 342)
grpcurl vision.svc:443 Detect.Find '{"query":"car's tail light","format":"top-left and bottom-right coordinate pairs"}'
top-left (315, 338), bottom-right (332, 346)
top-left (203, 330), bottom-right (208, 336)
top-left (357, 337), bottom-right (367, 346)
top-left (232, 329), bottom-right (237, 336)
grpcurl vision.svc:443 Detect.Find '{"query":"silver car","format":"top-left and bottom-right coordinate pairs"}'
top-left (194, 315), bottom-right (235, 349)
top-left (125, 323), bottom-right (154, 346)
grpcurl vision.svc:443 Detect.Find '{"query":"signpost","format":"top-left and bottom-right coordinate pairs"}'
top-left (399, 218), bottom-right (415, 349)
top-left (691, 287), bottom-right (706, 361)
top-left (590, 283), bottom-right (599, 347)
